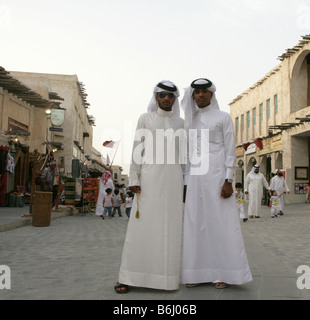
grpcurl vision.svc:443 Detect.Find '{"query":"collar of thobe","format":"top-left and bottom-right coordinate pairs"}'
top-left (197, 102), bottom-right (213, 114)
top-left (157, 107), bottom-right (173, 118)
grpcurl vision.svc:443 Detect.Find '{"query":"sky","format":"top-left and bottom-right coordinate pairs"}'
top-left (1, 0), bottom-right (310, 174)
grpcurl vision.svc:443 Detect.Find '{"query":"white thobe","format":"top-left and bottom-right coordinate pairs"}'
top-left (244, 172), bottom-right (270, 217)
top-left (118, 108), bottom-right (185, 290)
top-left (270, 176), bottom-right (289, 211)
top-left (182, 107), bottom-right (252, 285)
top-left (95, 178), bottom-right (114, 216)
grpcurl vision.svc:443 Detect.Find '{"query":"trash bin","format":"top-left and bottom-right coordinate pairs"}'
top-left (32, 191), bottom-right (53, 227)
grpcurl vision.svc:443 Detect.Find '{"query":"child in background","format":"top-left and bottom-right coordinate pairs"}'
top-left (269, 190), bottom-right (285, 218)
top-left (125, 192), bottom-right (133, 218)
top-left (112, 189), bottom-right (123, 217)
top-left (103, 188), bottom-right (114, 219)
top-left (235, 182), bottom-right (248, 223)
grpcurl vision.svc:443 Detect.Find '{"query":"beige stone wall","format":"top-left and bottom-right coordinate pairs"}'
top-left (0, 87), bottom-right (46, 154)
top-left (231, 65), bottom-right (285, 147)
top-left (10, 72), bottom-right (95, 176)
top-left (230, 39), bottom-right (310, 203)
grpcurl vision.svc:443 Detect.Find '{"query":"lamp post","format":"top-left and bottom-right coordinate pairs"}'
top-left (45, 109), bottom-right (52, 143)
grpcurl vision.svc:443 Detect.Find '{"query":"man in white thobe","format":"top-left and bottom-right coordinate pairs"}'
top-left (115, 81), bottom-right (185, 293)
top-left (270, 169), bottom-right (290, 215)
top-left (244, 165), bottom-right (270, 218)
top-left (95, 171), bottom-right (114, 217)
top-left (182, 78), bottom-right (252, 289)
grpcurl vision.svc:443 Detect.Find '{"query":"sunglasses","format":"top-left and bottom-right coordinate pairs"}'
top-left (158, 92), bottom-right (175, 99)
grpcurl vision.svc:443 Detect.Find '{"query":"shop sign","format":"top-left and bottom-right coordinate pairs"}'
top-left (245, 143), bottom-right (256, 155)
top-left (49, 127), bottom-right (63, 132)
top-left (51, 109), bottom-right (65, 127)
top-left (8, 118), bottom-right (28, 133)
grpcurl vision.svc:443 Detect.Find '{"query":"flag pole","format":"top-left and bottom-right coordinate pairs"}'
top-left (111, 141), bottom-right (121, 166)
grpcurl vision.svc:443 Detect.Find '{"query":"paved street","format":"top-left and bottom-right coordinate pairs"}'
top-left (0, 202), bottom-right (310, 300)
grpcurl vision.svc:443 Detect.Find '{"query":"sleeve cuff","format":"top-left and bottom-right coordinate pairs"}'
top-left (226, 168), bottom-right (235, 181)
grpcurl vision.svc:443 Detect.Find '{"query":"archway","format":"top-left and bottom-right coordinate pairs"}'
top-left (290, 50), bottom-right (310, 113)
top-left (246, 157), bottom-right (257, 175)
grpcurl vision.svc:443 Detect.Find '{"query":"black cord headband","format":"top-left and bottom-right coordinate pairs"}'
top-left (191, 78), bottom-right (213, 89)
top-left (157, 82), bottom-right (177, 92)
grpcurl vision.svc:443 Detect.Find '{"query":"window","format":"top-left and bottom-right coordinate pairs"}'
top-left (247, 111), bottom-right (250, 128)
top-left (241, 114), bottom-right (244, 131)
top-left (274, 95), bottom-right (278, 114)
top-left (267, 99), bottom-right (271, 119)
top-left (260, 103), bottom-right (263, 121)
top-left (235, 117), bottom-right (239, 133)
top-left (253, 107), bottom-right (256, 125)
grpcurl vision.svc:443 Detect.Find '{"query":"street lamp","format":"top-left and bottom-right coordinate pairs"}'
top-left (45, 109), bottom-right (51, 119)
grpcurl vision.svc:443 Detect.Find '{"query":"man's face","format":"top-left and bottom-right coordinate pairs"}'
top-left (193, 88), bottom-right (213, 108)
top-left (254, 169), bottom-right (259, 174)
top-left (156, 91), bottom-right (175, 111)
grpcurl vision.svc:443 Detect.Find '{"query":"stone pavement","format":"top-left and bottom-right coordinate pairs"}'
top-left (0, 202), bottom-right (310, 300)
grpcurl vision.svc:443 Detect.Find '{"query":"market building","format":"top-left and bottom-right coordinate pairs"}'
top-left (9, 71), bottom-right (104, 177)
top-left (230, 34), bottom-right (310, 204)
top-left (0, 66), bottom-right (64, 205)
top-left (1, 66), bottom-right (129, 211)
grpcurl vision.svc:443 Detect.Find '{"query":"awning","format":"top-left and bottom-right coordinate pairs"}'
top-left (0, 66), bottom-right (63, 109)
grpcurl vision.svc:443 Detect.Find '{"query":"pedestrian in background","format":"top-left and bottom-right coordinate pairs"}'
top-left (305, 183), bottom-right (310, 203)
top-left (40, 160), bottom-right (57, 193)
top-left (124, 192), bottom-right (133, 218)
top-left (269, 190), bottom-right (285, 218)
top-left (235, 182), bottom-right (247, 222)
top-left (102, 188), bottom-right (113, 219)
top-left (40, 160), bottom-right (58, 206)
top-left (95, 170), bottom-right (114, 217)
top-left (112, 189), bottom-right (123, 217)
top-left (270, 169), bottom-right (290, 215)
top-left (244, 165), bottom-right (270, 218)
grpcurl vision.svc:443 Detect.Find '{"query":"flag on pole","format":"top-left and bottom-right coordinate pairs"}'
top-left (254, 138), bottom-right (263, 150)
top-left (103, 140), bottom-right (115, 148)
top-left (103, 140), bottom-right (121, 166)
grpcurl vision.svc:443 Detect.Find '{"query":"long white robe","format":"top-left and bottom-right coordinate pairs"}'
top-left (244, 172), bottom-right (269, 217)
top-left (182, 108), bottom-right (252, 285)
top-left (95, 178), bottom-right (114, 216)
top-left (270, 175), bottom-right (289, 211)
top-left (118, 108), bottom-right (185, 290)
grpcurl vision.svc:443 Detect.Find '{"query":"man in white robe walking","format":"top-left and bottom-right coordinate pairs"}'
top-left (115, 80), bottom-right (185, 293)
top-left (270, 169), bottom-right (290, 215)
top-left (95, 171), bottom-right (114, 217)
top-left (182, 78), bottom-right (252, 289)
top-left (244, 165), bottom-right (270, 218)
